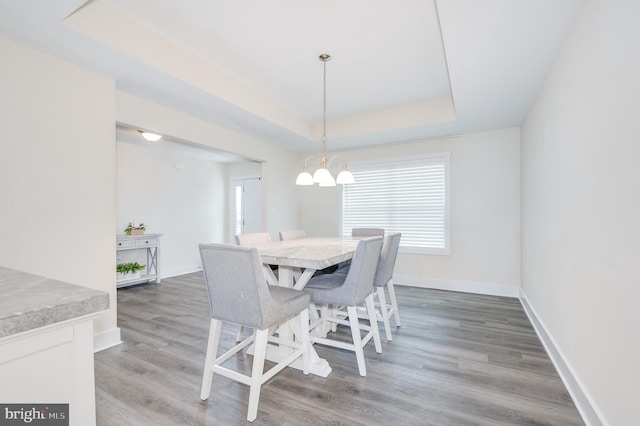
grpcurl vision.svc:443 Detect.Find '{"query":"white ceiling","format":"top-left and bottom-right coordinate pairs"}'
top-left (0, 0), bottom-right (584, 154)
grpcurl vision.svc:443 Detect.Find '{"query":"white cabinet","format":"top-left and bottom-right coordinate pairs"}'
top-left (0, 267), bottom-right (109, 426)
top-left (116, 234), bottom-right (161, 287)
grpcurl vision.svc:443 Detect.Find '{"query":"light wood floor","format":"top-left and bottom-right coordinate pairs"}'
top-left (94, 273), bottom-right (583, 425)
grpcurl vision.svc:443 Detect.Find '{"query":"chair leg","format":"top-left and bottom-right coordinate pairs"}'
top-left (387, 280), bottom-right (401, 327)
top-left (330, 307), bottom-right (338, 333)
top-left (376, 286), bottom-right (393, 342)
top-left (365, 293), bottom-right (382, 353)
top-left (235, 325), bottom-right (244, 342)
top-left (309, 302), bottom-right (320, 323)
top-left (201, 319), bottom-right (222, 400)
top-left (298, 308), bottom-right (311, 375)
top-left (321, 304), bottom-right (330, 334)
top-left (247, 328), bottom-right (269, 422)
top-left (347, 305), bottom-right (367, 377)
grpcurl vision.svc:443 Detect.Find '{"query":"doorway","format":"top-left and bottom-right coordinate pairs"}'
top-left (231, 176), bottom-right (262, 238)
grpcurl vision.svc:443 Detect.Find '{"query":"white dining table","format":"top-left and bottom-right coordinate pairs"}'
top-left (260, 237), bottom-right (359, 287)
top-left (256, 237), bottom-right (361, 377)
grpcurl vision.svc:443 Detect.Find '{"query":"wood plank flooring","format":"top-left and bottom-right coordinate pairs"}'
top-left (94, 273), bottom-right (583, 425)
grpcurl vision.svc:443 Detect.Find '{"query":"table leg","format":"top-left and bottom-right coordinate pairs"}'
top-left (262, 316), bottom-right (332, 377)
top-left (253, 265), bottom-right (332, 377)
top-left (278, 266), bottom-right (295, 287)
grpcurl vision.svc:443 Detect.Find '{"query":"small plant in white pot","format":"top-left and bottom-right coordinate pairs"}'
top-left (125, 222), bottom-right (146, 236)
top-left (116, 262), bottom-right (146, 280)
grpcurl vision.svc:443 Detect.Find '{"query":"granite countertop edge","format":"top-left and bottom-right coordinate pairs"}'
top-left (0, 267), bottom-right (110, 339)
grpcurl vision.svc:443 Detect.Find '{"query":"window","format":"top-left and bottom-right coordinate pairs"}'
top-left (234, 184), bottom-right (243, 236)
top-left (342, 153), bottom-right (450, 255)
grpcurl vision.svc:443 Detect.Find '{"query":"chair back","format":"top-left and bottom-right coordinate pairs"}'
top-left (279, 229), bottom-right (306, 241)
top-left (235, 232), bottom-right (271, 247)
top-left (373, 232), bottom-right (401, 288)
top-left (199, 243), bottom-right (274, 329)
top-left (341, 236), bottom-right (384, 303)
top-left (351, 228), bottom-right (385, 237)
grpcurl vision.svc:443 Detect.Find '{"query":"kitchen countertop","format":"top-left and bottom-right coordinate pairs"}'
top-left (0, 266), bottom-right (109, 339)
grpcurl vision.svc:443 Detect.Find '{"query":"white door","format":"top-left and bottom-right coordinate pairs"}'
top-left (242, 177), bottom-right (262, 233)
top-left (232, 177), bottom-right (262, 237)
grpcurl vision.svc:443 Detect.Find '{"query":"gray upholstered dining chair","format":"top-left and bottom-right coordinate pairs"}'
top-left (235, 233), bottom-right (278, 280)
top-left (234, 232), bottom-right (278, 342)
top-left (334, 228), bottom-right (385, 275)
top-left (370, 232), bottom-right (402, 341)
top-left (303, 236), bottom-right (383, 377)
top-left (278, 229), bottom-right (307, 277)
top-left (199, 243), bottom-right (311, 422)
top-left (351, 227), bottom-right (385, 237)
top-left (335, 232), bottom-right (402, 341)
top-left (279, 229), bottom-right (306, 240)
top-left (235, 232), bottom-right (272, 247)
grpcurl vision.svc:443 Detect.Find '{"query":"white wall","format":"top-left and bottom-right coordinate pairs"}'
top-left (116, 92), bottom-right (301, 241)
top-left (117, 141), bottom-right (226, 277)
top-left (0, 37), bottom-right (117, 337)
top-left (298, 128), bottom-right (521, 296)
top-left (0, 38), bottom-right (302, 348)
top-left (521, 0), bottom-right (640, 424)
top-left (226, 160), bottom-right (262, 177)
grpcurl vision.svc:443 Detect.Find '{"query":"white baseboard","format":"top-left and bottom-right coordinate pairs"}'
top-left (161, 264), bottom-right (202, 279)
top-left (93, 327), bottom-right (122, 353)
top-left (394, 277), bottom-right (602, 425)
top-left (520, 291), bottom-right (604, 426)
top-left (394, 275), bottom-right (520, 298)
top-left (95, 265), bottom-right (202, 354)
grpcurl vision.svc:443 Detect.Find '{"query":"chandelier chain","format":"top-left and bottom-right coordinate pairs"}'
top-left (320, 54), bottom-right (330, 167)
top-left (323, 57), bottom-right (327, 141)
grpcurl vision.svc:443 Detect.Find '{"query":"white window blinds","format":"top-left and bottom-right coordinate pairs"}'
top-left (342, 154), bottom-right (450, 255)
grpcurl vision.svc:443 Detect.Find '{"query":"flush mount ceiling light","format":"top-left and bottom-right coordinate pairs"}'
top-left (296, 54), bottom-right (354, 187)
top-left (139, 130), bottom-right (162, 142)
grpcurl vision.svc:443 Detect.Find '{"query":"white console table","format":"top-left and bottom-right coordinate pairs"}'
top-left (116, 234), bottom-right (161, 288)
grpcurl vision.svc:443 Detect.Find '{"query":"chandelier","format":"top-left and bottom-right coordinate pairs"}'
top-left (296, 54), bottom-right (354, 187)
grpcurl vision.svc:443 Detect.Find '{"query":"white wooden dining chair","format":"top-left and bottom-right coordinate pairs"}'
top-left (199, 243), bottom-right (311, 422)
top-left (303, 236), bottom-right (383, 376)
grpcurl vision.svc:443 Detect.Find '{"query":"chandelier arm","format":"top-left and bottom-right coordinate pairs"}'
top-left (303, 155), bottom-right (319, 166)
top-left (327, 155), bottom-right (349, 169)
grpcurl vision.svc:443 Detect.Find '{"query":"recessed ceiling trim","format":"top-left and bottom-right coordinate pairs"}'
top-left (311, 97), bottom-right (456, 141)
top-left (63, 0), bottom-right (312, 140)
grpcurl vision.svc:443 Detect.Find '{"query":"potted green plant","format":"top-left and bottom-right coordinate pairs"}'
top-left (116, 262), bottom-right (146, 280)
top-left (125, 222), bottom-right (146, 236)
